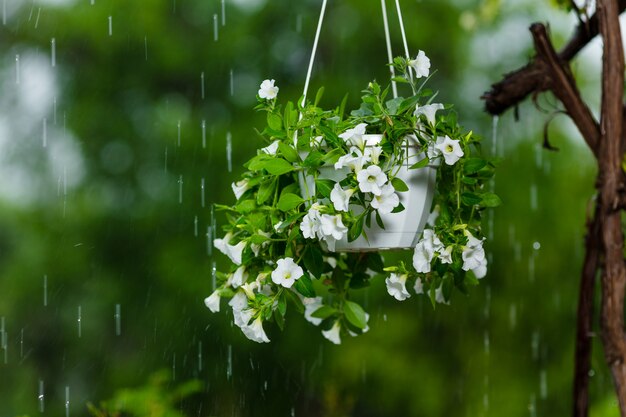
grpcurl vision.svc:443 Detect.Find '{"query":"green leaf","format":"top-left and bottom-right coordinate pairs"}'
top-left (249, 233), bottom-right (270, 245)
top-left (257, 178), bottom-right (276, 205)
top-left (375, 211), bottom-right (385, 229)
top-left (463, 158), bottom-right (487, 175)
top-left (267, 113), bottom-right (282, 131)
top-left (236, 199), bottom-right (256, 213)
top-left (461, 192), bottom-right (482, 206)
top-left (278, 142), bottom-right (299, 163)
top-left (264, 158), bottom-right (295, 175)
top-left (348, 215), bottom-right (364, 242)
top-left (480, 192), bottom-right (502, 207)
top-left (285, 288), bottom-right (305, 313)
top-left (303, 245), bottom-right (324, 278)
top-left (277, 294), bottom-right (287, 316)
top-left (343, 300), bottom-right (367, 329)
top-left (390, 76), bottom-right (410, 84)
top-left (294, 273), bottom-right (316, 298)
top-left (314, 86), bottom-right (325, 106)
top-left (391, 202), bottom-right (405, 213)
top-left (321, 148), bottom-right (344, 165)
top-left (391, 177), bottom-right (409, 192)
top-left (386, 97), bottom-right (404, 115)
top-left (274, 309), bottom-right (285, 331)
top-left (277, 193), bottom-right (304, 211)
top-left (365, 253), bottom-right (385, 273)
top-left (409, 157), bottom-right (429, 169)
top-left (311, 305), bottom-right (337, 319)
top-left (397, 94), bottom-right (421, 115)
top-left (315, 179), bottom-right (335, 199)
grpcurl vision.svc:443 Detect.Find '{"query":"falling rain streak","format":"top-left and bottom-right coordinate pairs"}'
top-left (213, 14), bottom-right (218, 41)
top-left (42, 118), bottom-right (47, 147)
top-left (2, 0), bottom-right (5, 26)
top-left (221, 0), bottom-right (226, 25)
top-left (201, 72), bottom-right (205, 100)
top-left (164, 147), bottom-right (168, 173)
top-left (65, 386), bottom-right (70, 417)
top-left (201, 178), bottom-right (206, 207)
top-left (226, 345), bottom-right (232, 380)
top-left (20, 328), bottom-right (23, 359)
top-left (115, 304), bottom-right (121, 336)
top-left (177, 120), bottom-right (181, 146)
top-left (206, 226), bottom-right (213, 256)
top-left (226, 132), bottom-right (232, 172)
top-left (51, 38), bottom-right (56, 67)
top-left (178, 175), bottom-right (183, 204)
top-left (201, 120), bottom-right (207, 148)
top-left (229, 69), bottom-right (234, 96)
top-left (38, 380), bottom-right (45, 412)
top-left (34, 7), bottom-right (40, 29)
top-left (1, 316), bottom-right (6, 364)
top-left (198, 341), bottom-right (202, 372)
top-left (194, 215), bottom-right (198, 237)
top-left (15, 54), bottom-right (20, 84)
top-left (77, 306), bottom-right (82, 338)
top-left (53, 97), bottom-right (57, 124)
top-left (108, 16), bottom-right (112, 36)
top-left (211, 261), bottom-right (216, 290)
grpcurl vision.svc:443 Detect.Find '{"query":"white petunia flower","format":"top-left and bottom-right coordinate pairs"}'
top-left (241, 317), bottom-right (270, 343)
top-left (204, 290), bottom-right (221, 313)
top-left (258, 79), bottom-right (279, 99)
top-left (240, 281), bottom-right (258, 300)
top-left (385, 273), bottom-right (411, 301)
top-left (462, 231), bottom-right (486, 272)
top-left (427, 138), bottom-right (442, 160)
top-left (334, 147), bottom-right (370, 172)
top-left (339, 123), bottom-right (368, 148)
top-left (414, 103), bottom-right (444, 126)
top-left (439, 245), bottom-right (454, 264)
top-left (322, 320), bottom-right (342, 345)
top-left (214, 233), bottom-right (247, 265)
top-left (434, 135), bottom-right (464, 165)
top-left (330, 183), bottom-right (354, 212)
top-left (414, 278), bottom-right (424, 294)
top-left (229, 291), bottom-right (248, 312)
top-left (230, 265), bottom-right (248, 288)
top-left (320, 214), bottom-right (348, 240)
top-left (300, 207), bottom-right (322, 239)
top-left (233, 308), bottom-right (255, 329)
top-left (356, 165), bottom-right (388, 196)
top-left (413, 241), bottom-right (433, 273)
top-left (271, 257), bottom-right (304, 288)
top-left (409, 50), bottom-right (431, 78)
top-left (303, 297), bottom-right (324, 326)
top-left (231, 179), bottom-right (250, 200)
top-left (364, 146), bottom-right (383, 165)
top-left (370, 183), bottom-right (399, 214)
top-left (422, 229), bottom-right (445, 255)
top-left (435, 285), bottom-right (449, 304)
top-left (261, 140), bottom-right (280, 155)
top-left (472, 257), bottom-right (488, 279)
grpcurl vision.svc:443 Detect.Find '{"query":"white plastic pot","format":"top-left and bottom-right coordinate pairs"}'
top-left (300, 134), bottom-right (437, 252)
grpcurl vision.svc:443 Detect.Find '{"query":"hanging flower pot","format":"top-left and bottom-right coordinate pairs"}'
top-left (205, 2), bottom-right (499, 345)
top-left (299, 133), bottom-right (437, 252)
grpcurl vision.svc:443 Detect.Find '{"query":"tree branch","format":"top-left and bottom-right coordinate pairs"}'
top-left (574, 203), bottom-right (601, 417)
top-left (528, 24), bottom-right (600, 156)
top-left (482, 0), bottom-right (626, 116)
top-left (597, 0), bottom-right (626, 414)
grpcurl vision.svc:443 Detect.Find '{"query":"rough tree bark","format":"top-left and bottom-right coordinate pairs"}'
top-left (482, 0), bottom-right (626, 415)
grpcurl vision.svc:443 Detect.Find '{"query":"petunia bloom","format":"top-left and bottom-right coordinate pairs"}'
top-left (300, 207), bottom-right (322, 239)
top-left (330, 183), bottom-right (354, 212)
top-left (434, 135), bottom-right (464, 165)
top-left (258, 79), bottom-right (279, 99)
top-left (231, 179), bottom-right (250, 200)
top-left (241, 317), bottom-right (270, 343)
top-left (414, 103), bottom-right (444, 126)
top-left (271, 257), bottom-right (304, 288)
top-left (385, 273), bottom-right (411, 301)
top-left (261, 140), bottom-right (280, 155)
top-left (370, 183), bottom-right (399, 214)
top-left (462, 231), bottom-right (488, 278)
top-left (356, 165), bottom-right (388, 196)
top-left (204, 290), bottom-right (221, 313)
top-left (413, 278), bottom-right (424, 294)
top-left (322, 320), bottom-right (342, 345)
top-left (339, 123), bottom-right (368, 148)
top-left (214, 233), bottom-right (247, 265)
top-left (303, 297), bottom-right (324, 326)
top-left (320, 214), bottom-right (348, 240)
top-left (409, 50), bottom-right (431, 78)
top-left (230, 265), bottom-right (248, 288)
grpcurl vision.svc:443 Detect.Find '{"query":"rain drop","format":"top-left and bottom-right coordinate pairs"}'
top-left (90, 0), bottom-right (95, 4)
top-left (65, 386), bottom-right (70, 417)
top-left (226, 131), bottom-right (232, 172)
top-left (201, 120), bottom-right (207, 148)
top-left (51, 38), bottom-right (56, 67)
top-left (38, 380), bottom-right (45, 412)
top-left (144, 36), bottom-right (148, 61)
top-left (201, 178), bottom-right (206, 208)
top-left (108, 16), bottom-right (112, 36)
top-left (178, 175), bottom-right (183, 204)
top-left (533, 241), bottom-right (541, 250)
top-left (20, 328), bottom-right (23, 359)
top-left (540, 369), bottom-right (547, 399)
top-left (207, 226), bottom-right (213, 256)
top-left (229, 69), bottom-right (234, 96)
top-left (172, 353), bottom-right (176, 381)
top-left (2, 0), bottom-right (6, 26)
top-left (42, 118), bottom-right (47, 148)
top-left (15, 54), bottom-right (20, 84)
top-left (491, 115), bottom-right (499, 157)
top-left (226, 345), bottom-right (232, 380)
top-left (43, 275), bottom-right (48, 306)
top-left (1, 316), bottom-right (7, 364)
top-left (213, 14), bottom-right (219, 41)
top-left (528, 394), bottom-right (536, 417)
top-left (198, 341), bottom-right (202, 372)
top-left (221, 0), bottom-right (226, 26)
top-left (211, 261), bottom-right (216, 290)
top-left (201, 72), bottom-right (205, 100)
top-left (296, 14), bottom-right (302, 33)
top-left (115, 304), bottom-right (121, 336)
top-left (34, 7), bottom-right (40, 29)
top-left (53, 97), bottom-right (57, 124)
top-left (77, 305), bottom-right (82, 338)
top-left (194, 215), bottom-right (198, 237)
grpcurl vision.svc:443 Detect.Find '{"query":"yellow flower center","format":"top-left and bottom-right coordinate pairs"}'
top-left (445, 145), bottom-right (453, 153)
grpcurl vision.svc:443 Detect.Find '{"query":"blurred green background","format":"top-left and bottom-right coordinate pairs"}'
top-left (0, 0), bottom-right (616, 416)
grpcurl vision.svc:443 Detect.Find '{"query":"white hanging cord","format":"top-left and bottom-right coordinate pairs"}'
top-left (394, 0), bottom-right (413, 82)
top-left (380, 0), bottom-right (398, 98)
top-left (301, 0), bottom-right (329, 108)
top-left (394, 0), bottom-right (411, 59)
